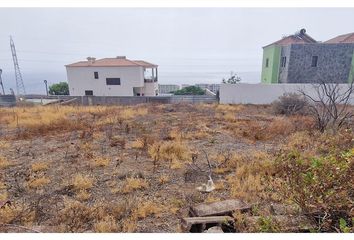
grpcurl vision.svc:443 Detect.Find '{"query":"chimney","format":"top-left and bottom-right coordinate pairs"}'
top-left (116, 56), bottom-right (126, 59)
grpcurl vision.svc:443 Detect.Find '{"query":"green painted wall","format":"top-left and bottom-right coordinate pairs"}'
top-left (348, 51), bottom-right (354, 83)
top-left (261, 45), bottom-right (281, 84)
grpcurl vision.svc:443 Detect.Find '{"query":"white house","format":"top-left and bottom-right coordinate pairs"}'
top-left (65, 56), bottom-right (158, 96)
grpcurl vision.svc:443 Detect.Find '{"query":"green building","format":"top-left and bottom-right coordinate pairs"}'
top-left (261, 29), bottom-right (354, 84)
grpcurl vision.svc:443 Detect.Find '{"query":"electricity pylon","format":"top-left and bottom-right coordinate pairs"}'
top-left (10, 36), bottom-right (26, 96)
top-left (0, 69), bottom-right (5, 95)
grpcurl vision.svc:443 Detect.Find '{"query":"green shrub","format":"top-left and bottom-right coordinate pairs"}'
top-left (173, 86), bottom-right (205, 95)
top-left (257, 216), bottom-right (280, 233)
top-left (273, 140), bottom-right (353, 232)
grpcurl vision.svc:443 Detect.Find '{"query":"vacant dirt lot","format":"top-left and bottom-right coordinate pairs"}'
top-left (0, 103), bottom-right (352, 232)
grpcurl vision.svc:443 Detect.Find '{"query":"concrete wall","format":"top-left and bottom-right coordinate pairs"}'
top-left (66, 66), bottom-right (147, 96)
top-left (287, 43), bottom-right (354, 83)
top-left (348, 51), bottom-right (354, 83)
top-left (220, 83), bottom-right (354, 105)
top-left (278, 45), bottom-right (291, 83)
top-left (143, 82), bottom-right (158, 96)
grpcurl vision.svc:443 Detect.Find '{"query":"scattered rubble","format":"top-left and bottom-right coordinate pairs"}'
top-left (182, 199), bottom-right (250, 233)
top-left (203, 226), bottom-right (224, 233)
top-left (183, 199), bottom-right (315, 233)
top-left (190, 199), bottom-right (251, 217)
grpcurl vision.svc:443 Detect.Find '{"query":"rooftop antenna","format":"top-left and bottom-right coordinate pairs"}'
top-left (10, 36), bottom-right (26, 96)
top-left (0, 69), bottom-right (5, 95)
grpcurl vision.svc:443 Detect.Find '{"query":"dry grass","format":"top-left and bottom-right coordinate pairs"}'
top-left (31, 162), bottom-right (49, 172)
top-left (121, 177), bottom-right (148, 194)
top-left (28, 176), bottom-right (51, 189)
top-left (148, 140), bottom-right (191, 168)
top-left (205, 195), bottom-right (221, 203)
top-left (0, 156), bottom-right (10, 169)
top-left (133, 201), bottom-right (162, 219)
top-left (93, 215), bottom-right (117, 233)
top-left (158, 175), bottom-right (170, 185)
top-left (0, 181), bottom-right (6, 190)
top-left (57, 198), bottom-right (93, 232)
top-left (225, 151), bottom-right (274, 202)
top-left (0, 200), bottom-right (36, 226)
top-left (72, 174), bottom-right (94, 190)
top-left (122, 218), bottom-right (137, 232)
top-left (91, 157), bottom-right (110, 168)
top-left (214, 181), bottom-right (225, 191)
top-left (0, 140), bottom-right (9, 149)
top-left (120, 107), bottom-right (148, 119)
top-left (130, 139), bottom-right (145, 149)
top-left (75, 190), bottom-right (91, 201)
top-left (0, 103), bottom-right (347, 233)
top-left (0, 192), bottom-right (8, 201)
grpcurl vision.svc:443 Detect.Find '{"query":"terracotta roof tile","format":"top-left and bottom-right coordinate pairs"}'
top-left (325, 32), bottom-right (354, 43)
top-left (133, 60), bottom-right (158, 67)
top-left (66, 57), bottom-right (157, 67)
top-left (263, 29), bottom-right (317, 48)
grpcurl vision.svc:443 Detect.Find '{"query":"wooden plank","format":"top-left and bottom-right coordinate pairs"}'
top-left (190, 199), bottom-right (251, 217)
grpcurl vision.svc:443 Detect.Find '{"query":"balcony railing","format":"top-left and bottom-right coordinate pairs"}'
top-left (144, 77), bottom-right (158, 83)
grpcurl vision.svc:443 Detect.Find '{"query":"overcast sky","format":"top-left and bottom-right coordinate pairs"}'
top-left (0, 8), bottom-right (353, 93)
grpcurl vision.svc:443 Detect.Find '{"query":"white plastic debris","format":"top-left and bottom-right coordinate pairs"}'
top-left (196, 176), bottom-right (215, 193)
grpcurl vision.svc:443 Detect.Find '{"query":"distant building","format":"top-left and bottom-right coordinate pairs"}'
top-left (65, 56), bottom-right (158, 96)
top-left (195, 83), bottom-right (221, 94)
top-left (158, 84), bottom-right (180, 94)
top-left (261, 29), bottom-right (354, 84)
top-left (181, 84), bottom-right (191, 89)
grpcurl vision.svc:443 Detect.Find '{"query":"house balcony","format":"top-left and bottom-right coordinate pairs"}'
top-left (144, 77), bottom-right (158, 83)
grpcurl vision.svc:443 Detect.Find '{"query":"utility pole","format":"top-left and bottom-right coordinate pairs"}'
top-left (44, 80), bottom-right (48, 96)
top-left (0, 69), bottom-right (5, 95)
top-left (10, 36), bottom-right (26, 96)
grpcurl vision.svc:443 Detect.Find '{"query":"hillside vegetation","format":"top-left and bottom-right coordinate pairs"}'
top-left (0, 103), bottom-right (352, 232)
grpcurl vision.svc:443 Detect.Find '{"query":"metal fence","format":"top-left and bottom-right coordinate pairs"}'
top-left (24, 95), bottom-right (217, 106)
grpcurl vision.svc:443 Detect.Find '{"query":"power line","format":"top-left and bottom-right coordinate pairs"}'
top-left (0, 58), bottom-right (74, 63)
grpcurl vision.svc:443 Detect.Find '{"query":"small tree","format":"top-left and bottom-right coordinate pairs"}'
top-left (222, 71), bottom-right (241, 84)
top-left (173, 86), bottom-right (205, 95)
top-left (49, 82), bottom-right (69, 95)
top-left (299, 80), bottom-right (354, 133)
top-left (272, 93), bottom-right (309, 116)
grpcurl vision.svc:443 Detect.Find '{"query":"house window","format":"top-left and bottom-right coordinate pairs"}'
top-left (281, 56), bottom-right (287, 67)
top-left (265, 58), bottom-right (269, 68)
top-left (85, 90), bottom-right (93, 96)
top-left (106, 78), bottom-right (121, 85)
top-left (311, 56), bottom-right (318, 67)
top-left (94, 72), bottom-right (99, 79)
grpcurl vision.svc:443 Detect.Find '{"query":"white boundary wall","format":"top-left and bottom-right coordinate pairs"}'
top-left (220, 83), bottom-right (354, 105)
